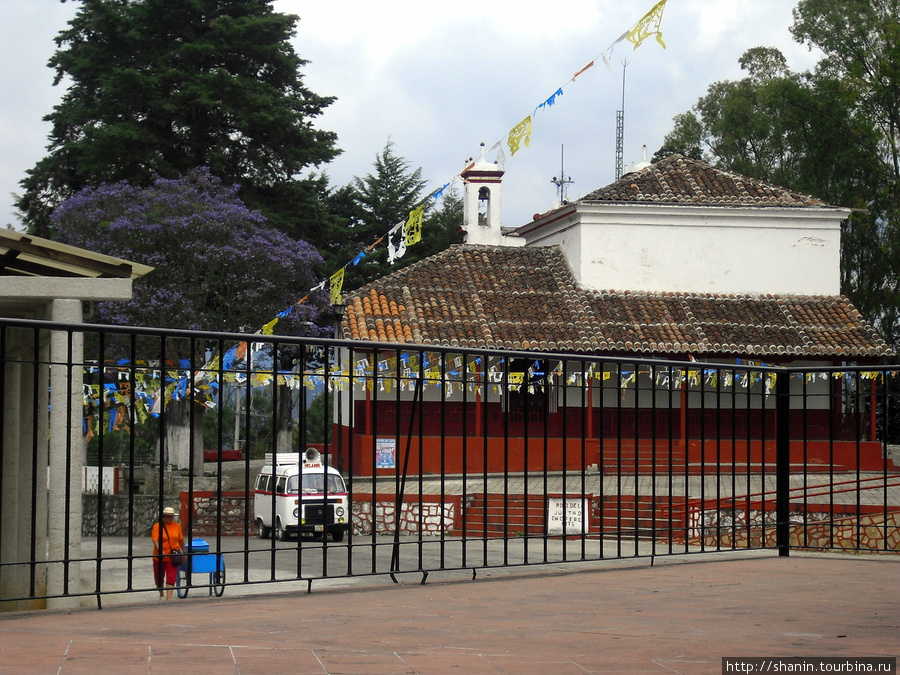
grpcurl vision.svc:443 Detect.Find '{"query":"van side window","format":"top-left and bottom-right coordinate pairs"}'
top-left (276, 477), bottom-right (287, 495)
top-left (255, 474), bottom-right (267, 491)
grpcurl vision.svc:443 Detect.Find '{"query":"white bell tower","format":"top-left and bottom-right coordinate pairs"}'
top-left (461, 143), bottom-right (516, 246)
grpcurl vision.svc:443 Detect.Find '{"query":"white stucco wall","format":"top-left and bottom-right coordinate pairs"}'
top-left (518, 203), bottom-right (849, 296)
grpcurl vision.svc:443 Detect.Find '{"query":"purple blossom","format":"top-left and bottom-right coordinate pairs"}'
top-left (52, 168), bottom-right (325, 331)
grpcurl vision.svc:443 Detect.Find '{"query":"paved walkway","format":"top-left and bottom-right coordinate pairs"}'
top-left (1, 551), bottom-right (897, 674)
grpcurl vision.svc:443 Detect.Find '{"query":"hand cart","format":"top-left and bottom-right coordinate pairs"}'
top-left (176, 537), bottom-right (225, 598)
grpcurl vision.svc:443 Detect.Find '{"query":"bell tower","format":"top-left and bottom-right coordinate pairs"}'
top-left (461, 143), bottom-right (510, 246)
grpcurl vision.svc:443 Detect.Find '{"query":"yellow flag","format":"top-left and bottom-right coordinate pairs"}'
top-left (261, 317), bottom-right (278, 335)
top-left (508, 372), bottom-right (525, 385)
top-left (330, 267), bottom-right (345, 305)
top-left (627, 0), bottom-right (668, 50)
top-left (506, 116), bottom-right (532, 156)
top-left (404, 204), bottom-right (425, 246)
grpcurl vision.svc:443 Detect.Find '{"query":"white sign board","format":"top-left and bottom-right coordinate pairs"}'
top-left (83, 466), bottom-right (119, 495)
top-left (546, 497), bottom-right (589, 535)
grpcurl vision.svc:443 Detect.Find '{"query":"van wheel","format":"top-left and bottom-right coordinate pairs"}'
top-left (331, 530), bottom-right (344, 543)
top-left (276, 519), bottom-right (289, 542)
top-left (256, 519), bottom-right (271, 539)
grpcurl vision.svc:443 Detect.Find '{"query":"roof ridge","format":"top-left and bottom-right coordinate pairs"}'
top-left (581, 154), bottom-right (829, 208)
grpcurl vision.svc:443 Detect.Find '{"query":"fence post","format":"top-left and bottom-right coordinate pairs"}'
top-left (775, 370), bottom-right (791, 557)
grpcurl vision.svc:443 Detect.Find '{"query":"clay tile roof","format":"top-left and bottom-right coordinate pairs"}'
top-left (581, 154), bottom-right (828, 208)
top-left (339, 244), bottom-right (892, 360)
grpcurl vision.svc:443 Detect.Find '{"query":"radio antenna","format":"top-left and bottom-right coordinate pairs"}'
top-left (551, 144), bottom-right (574, 204)
top-left (615, 60), bottom-right (628, 180)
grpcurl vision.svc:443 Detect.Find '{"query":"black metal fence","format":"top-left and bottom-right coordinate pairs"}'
top-left (1, 317), bottom-right (898, 611)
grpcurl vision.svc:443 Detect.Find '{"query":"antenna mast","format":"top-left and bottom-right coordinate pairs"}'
top-left (615, 61), bottom-right (628, 180)
top-left (551, 144), bottom-right (573, 204)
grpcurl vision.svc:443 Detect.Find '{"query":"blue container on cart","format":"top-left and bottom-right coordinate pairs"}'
top-left (176, 536), bottom-right (224, 598)
top-left (189, 537), bottom-right (209, 554)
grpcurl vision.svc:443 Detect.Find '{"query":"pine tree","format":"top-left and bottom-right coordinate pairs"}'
top-left (332, 141), bottom-right (429, 290)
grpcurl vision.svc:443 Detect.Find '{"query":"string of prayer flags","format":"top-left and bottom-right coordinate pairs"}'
top-left (191, 0), bottom-right (674, 353)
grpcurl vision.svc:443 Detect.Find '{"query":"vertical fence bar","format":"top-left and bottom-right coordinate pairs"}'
top-left (776, 370), bottom-right (791, 557)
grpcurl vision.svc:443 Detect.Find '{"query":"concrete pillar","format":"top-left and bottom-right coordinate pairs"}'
top-left (0, 328), bottom-right (46, 611)
top-left (46, 299), bottom-right (85, 609)
top-left (0, 358), bottom-right (21, 611)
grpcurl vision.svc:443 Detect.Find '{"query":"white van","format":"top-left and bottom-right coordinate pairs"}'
top-left (253, 449), bottom-right (350, 542)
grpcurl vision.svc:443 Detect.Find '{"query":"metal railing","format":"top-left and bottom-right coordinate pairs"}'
top-left (1, 317), bottom-right (898, 610)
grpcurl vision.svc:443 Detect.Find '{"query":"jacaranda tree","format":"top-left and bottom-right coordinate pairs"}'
top-left (52, 167), bottom-right (324, 332)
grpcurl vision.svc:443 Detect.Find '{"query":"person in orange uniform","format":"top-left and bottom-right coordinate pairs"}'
top-left (151, 506), bottom-right (185, 601)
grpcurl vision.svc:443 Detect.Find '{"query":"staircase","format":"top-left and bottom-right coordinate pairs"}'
top-left (598, 440), bottom-right (688, 475)
top-left (455, 493), bottom-right (545, 538)
top-left (453, 492), bottom-right (691, 542)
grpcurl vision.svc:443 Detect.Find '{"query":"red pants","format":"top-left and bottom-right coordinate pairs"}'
top-left (153, 558), bottom-right (178, 586)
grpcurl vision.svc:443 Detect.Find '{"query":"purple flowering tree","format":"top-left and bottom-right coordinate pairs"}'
top-left (53, 168), bottom-right (327, 470)
top-left (52, 168), bottom-right (324, 332)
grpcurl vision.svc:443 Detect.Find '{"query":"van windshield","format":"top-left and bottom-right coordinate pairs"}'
top-left (286, 474), bottom-right (345, 495)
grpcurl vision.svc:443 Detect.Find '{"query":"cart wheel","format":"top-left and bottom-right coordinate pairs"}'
top-left (175, 565), bottom-right (188, 599)
top-left (212, 565), bottom-right (226, 597)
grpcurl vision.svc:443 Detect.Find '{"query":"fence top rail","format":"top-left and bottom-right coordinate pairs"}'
top-left (2, 315), bottom-right (897, 377)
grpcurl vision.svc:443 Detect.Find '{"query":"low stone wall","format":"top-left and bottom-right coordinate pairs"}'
top-left (693, 508), bottom-right (900, 551)
top-left (180, 491), bottom-right (249, 537)
top-left (351, 495), bottom-right (460, 536)
top-left (82, 494), bottom-right (174, 537)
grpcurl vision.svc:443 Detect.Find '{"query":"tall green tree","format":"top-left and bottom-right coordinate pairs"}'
top-left (18, 0), bottom-right (339, 238)
top-left (330, 141), bottom-right (428, 290)
top-left (326, 142), bottom-right (465, 293)
top-left (791, 0), bottom-right (900, 185)
top-left (655, 0), bottom-right (900, 345)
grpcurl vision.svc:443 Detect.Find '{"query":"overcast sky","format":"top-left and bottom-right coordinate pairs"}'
top-left (1, 0), bottom-right (823, 234)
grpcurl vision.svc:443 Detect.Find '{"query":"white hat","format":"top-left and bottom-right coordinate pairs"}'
top-left (163, 507), bottom-right (176, 516)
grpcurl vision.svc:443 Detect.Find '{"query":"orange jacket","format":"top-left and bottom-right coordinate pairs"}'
top-left (151, 521), bottom-right (185, 561)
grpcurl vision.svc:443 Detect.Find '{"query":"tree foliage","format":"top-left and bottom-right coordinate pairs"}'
top-left (326, 141), bottom-right (464, 292)
top-left (51, 168), bottom-right (325, 332)
top-left (655, 0), bottom-right (900, 344)
top-left (19, 0), bottom-right (339, 237)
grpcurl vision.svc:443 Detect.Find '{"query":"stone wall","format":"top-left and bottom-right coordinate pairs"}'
top-left (693, 508), bottom-right (900, 551)
top-left (82, 494), bottom-right (172, 537)
top-left (180, 491), bottom-right (249, 537)
top-left (84, 491), bottom-right (462, 538)
top-left (81, 491), bottom-right (462, 538)
top-left (352, 497), bottom-right (458, 536)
